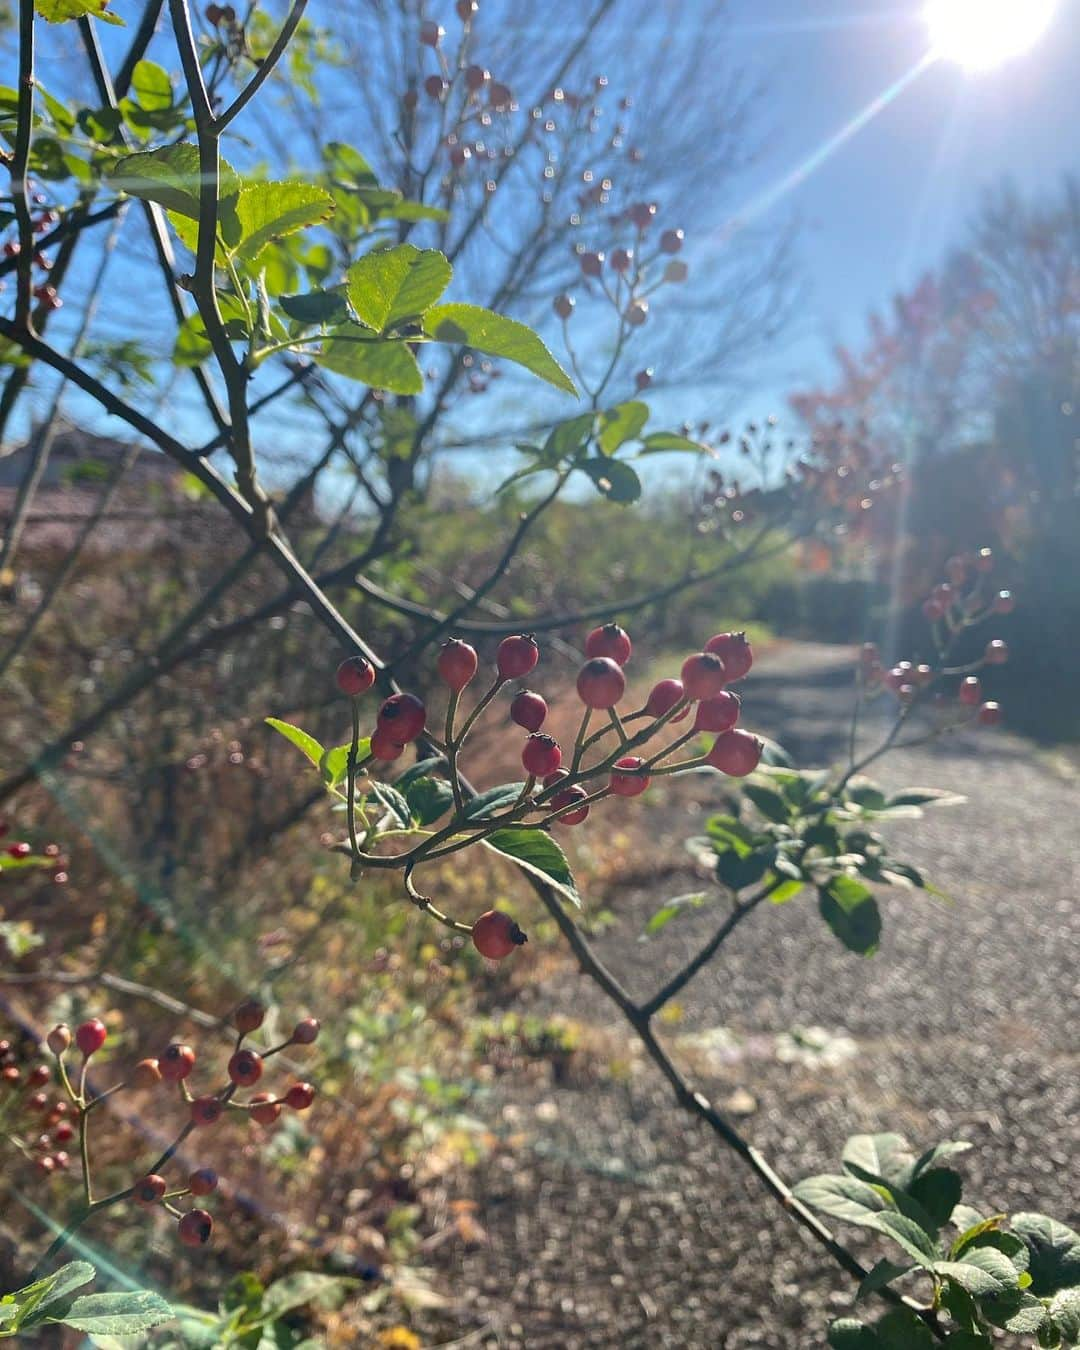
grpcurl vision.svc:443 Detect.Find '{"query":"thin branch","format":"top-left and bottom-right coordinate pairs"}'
top-left (213, 0), bottom-right (310, 131)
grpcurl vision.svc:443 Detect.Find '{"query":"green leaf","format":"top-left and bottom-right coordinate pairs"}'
top-left (933, 1253), bottom-right (1017, 1297)
top-left (110, 144), bottom-right (239, 219)
top-left (827, 1320), bottom-right (881, 1349)
top-left (857, 1259), bottom-right (914, 1302)
top-left (639, 430), bottom-right (716, 455)
top-left (425, 303), bottom-right (576, 395)
top-left (874, 1309), bottom-right (937, 1349)
top-left (463, 782), bottom-right (526, 820)
top-left (543, 412), bottom-right (594, 460)
top-left (908, 1168), bottom-right (962, 1230)
top-left (347, 244), bottom-right (451, 332)
top-left (866, 1212), bottom-right (938, 1265)
top-left (318, 331), bottom-right (423, 394)
top-left (768, 878), bottom-right (805, 903)
top-left (952, 1216), bottom-right (1007, 1257)
top-left (913, 1140), bottom-right (971, 1180)
top-left (579, 457), bottom-right (642, 504)
top-left (597, 401), bottom-right (649, 454)
top-left (265, 718), bottom-right (324, 771)
top-left (644, 892), bottom-right (711, 933)
top-left (405, 776), bottom-right (454, 826)
top-left (791, 1173), bottom-right (891, 1226)
top-left (364, 782), bottom-right (411, 829)
top-left (128, 60), bottom-right (172, 112)
top-left (1011, 1214), bottom-right (1080, 1296)
top-left (35, 0), bottom-right (123, 23)
top-left (321, 741), bottom-right (368, 789)
top-left (743, 783), bottom-right (790, 824)
top-left (981, 1291), bottom-right (1050, 1335)
top-left (819, 877), bottom-right (881, 955)
top-left (842, 1133), bottom-right (915, 1190)
top-left (716, 846), bottom-right (771, 891)
top-left (259, 1271), bottom-right (353, 1319)
top-left (1049, 1287), bottom-right (1080, 1340)
top-left (27, 1261), bottom-right (95, 1312)
top-left (279, 289), bottom-right (349, 325)
top-left (230, 182), bottom-right (335, 264)
top-left (44, 1290), bottom-right (173, 1334)
top-left (482, 829), bottom-right (580, 908)
top-left (394, 757), bottom-right (447, 792)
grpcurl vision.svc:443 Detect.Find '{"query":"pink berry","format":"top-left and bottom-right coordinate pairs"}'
top-left (576, 657), bottom-right (625, 709)
top-left (584, 623), bottom-right (631, 666)
top-left (706, 729), bottom-right (763, 777)
top-left (522, 733), bottom-right (561, 778)
top-left (377, 692), bottom-right (426, 742)
top-left (681, 652), bottom-right (727, 701)
top-left (438, 638), bottom-right (479, 692)
top-left (984, 639), bottom-right (1008, 665)
top-left (625, 300), bottom-right (648, 327)
top-left (178, 1209), bottom-right (213, 1247)
top-left (959, 676), bottom-right (982, 707)
top-left (977, 701), bottom-right (1001, 727)
top-left (645, 678), bottom-right (689, 721)
top-left (471, 910), bottom-right (527, 960)
top-left (510, 690), bottom-right (548, 732)
top-left (497, 634), bottom-right (539, 679)
top-left (609, 756), bottom-right (651, 797)
top-left (550, 785), bottom-right (589, 825)
top-left (694, 692), bottom-right (740, 734)
top-left (993, 590), bottom-right (1014, 614)
top-left (336, 656), bottom-right (375, 697)
top-left (75, 1020), bottom-right (107, 1057)
top-left (703, 632), bottom-right (753, 681)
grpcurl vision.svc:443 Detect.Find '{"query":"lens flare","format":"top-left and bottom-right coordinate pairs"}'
top-left (925, 0), bottom-right (1057, 69)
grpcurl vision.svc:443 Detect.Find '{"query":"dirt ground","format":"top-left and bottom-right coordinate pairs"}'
top-left (422, 641), bottom-right (1080, 1348)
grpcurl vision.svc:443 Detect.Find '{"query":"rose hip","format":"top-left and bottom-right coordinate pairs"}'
top-left (584, 623), bottom-right (632, 666)
top-left (471, 910), bottom-right (527, 959)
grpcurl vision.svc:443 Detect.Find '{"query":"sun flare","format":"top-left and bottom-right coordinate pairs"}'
top-left (925, 0), bottom-right (1057, 69)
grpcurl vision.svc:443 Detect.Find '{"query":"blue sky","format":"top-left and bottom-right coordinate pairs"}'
top-left (714, 0), bottom-right (1080, 419)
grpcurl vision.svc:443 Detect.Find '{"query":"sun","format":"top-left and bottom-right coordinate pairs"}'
top-left (925, 0), bottom-right (1057, 69)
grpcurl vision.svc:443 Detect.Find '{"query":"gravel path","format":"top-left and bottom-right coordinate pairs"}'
top-left (428, 642), bottom-right (1080, 1349)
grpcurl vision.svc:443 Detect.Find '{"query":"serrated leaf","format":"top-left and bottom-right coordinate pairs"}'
top-left (543, 412), bottom-right (594, 460)
top-left (364, 782), bottom-right (411, 829)
top-left (347, 244), bottom-right (451, 332)
top-left (425, 303), bottom-right (576, 395)
top-left (318, 331), bottom-right (423, 394)
top-left (857, 1259), bottom-right (915, 1302)
top-left (35, 0), bottom-right (123, 24)
top-left (230, 182), bottom-right (335, 263)
top-left (1011, 1214), bottom-right (1080, 1296)
top-left (1049, 1286), bottom-right (1080, 1339)
top-left (865, 1212), bottom-right (938, 1264)
top-left (874, 1309), bottom-right (937, 1349)
top-left (597, 401), bottom-right (649, 454)
top-left (791, 1173), bottom-right (891, 1226)
top-left (463, 782), bottom-right (526, 820)
top-left (579, 457), bottom-right (642, 503)
top-left (908, 1168), bottom-right (962, 1230)
top-left (43, 1290), bottom-right (172, 1334)
top-left (394, 757), bottom-right (446, 792)
top-left (110, 144), bottom-right (239, 219)
top-left (820, 877), bottom-right (881, 955)
top-left (265, 718), bottom-right (324, 771)
top-left (482, 829), bottom-right (580, 908)
top-left (279, 289), bottom-right (349, 325)
top-left (952, 1215), bottom-right (1007, 1257)
top-left (842, 1131), bottom-right (912, 1188)
top-left (981, 1290), bottom-right (1050, 1335)
top-left (405, 776), bottom-right (454, 826)
top-left (128, 60), bottom-right (172, 112)
top-left (934, 1249), bottom-right (1018, 1297)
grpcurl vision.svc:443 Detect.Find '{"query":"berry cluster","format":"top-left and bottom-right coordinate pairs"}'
top-left (0, 818), bottom-right (70, 884)
top-left (332, 625), bottom-right (763, 960)
top-left (5, 1002), bottom-right (319, 1253)
top-left (1, 184), bottom-right (62, 311)
top-left (859, 547), bottom-right (1011, 729)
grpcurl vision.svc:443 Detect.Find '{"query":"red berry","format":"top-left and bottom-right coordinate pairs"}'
top-left (456, 0), bottom-right (477, 18)
top-left (584, 623), bottom-right (632, 666)
top-left (26, 1091), bottom-right (48, 1112)
top-left (580, 251), bottom-right (605, 278)
top-left (227, 1049), bottom-right (263, 1088)
top-left (36, 1156), bottom-right (55, 1176)
top-left (497, 634), bottom-right (539, 679)
top-left (694, 692), bottom-right (741, 734)
top-left (424, 73), bottom-right (447, 99)
top-left (160, 1043), bottom-right (196, 1082)
top-left (285, 1082), bottom-right (316, 1111)
top-left (420, 19), bottom-right (444, 45)
top-left (134, 1174), bottom-right (167, 1207)
top-left (28, 1064), bottom-right (50, 1088)
top-left (377, 692), bottom-right (426, 742)
top-left (336, 655), bottom-right (375, 697)
top-left (132, 1058), bottom-right (162, 1089)
top-left (628, 201), bottom-right (657, 229)
top-left (438, 639), bottom-right (478, 692)
top-left (188, 1167), bottom-right (218, 1196)
top-left (75, 1019), bottom-right (107, 1057)
top-left (959, 676), bottom-right (982, 707)
top-left (993, 590), bottom-right (1014, 614)
top-left (625, 300), bottom-right (648, 327)
top-left (610, 247), bottom-right (633, 272)
top-left (609, 756), bottom-right (651, 797)
top-left (645, 678), bottom-right (689, 722)
top-left (703, 632), bottom-right (753, 681)
top-left (706, 729), bottom-right (763, 777)
top-left (522, 733), bottom-right (561, 778)
top-left (54, 1122), bottom-right (74, 1143)
top-left (488, 81), bottom-right (513, 110)
top-left (403, 88), bottom-right (418, 110)
top-left (681, 652), bottom-right (727, 701)
top-left (465, 64), bottom-right (490, 90)
top-left (249, 1092), bottom-right (280, 1125)
top-left (2, 1066), bottom-right (19, 1085)
top-left (554, 294), bottom-right (574, 319)
top-left (46, 1025), bottom-right (71, 1056)
top-left (550, 785), bottom-right (589, 826)
top-left (291, 1017), bottom-right (320, 1045)
top-left (191, 1095), bottom-right (223, 1127)
top-left (52, 1150), bottom-right (69, 1170)
top-left (510, 690), bottom-right (548, 732)
top-left (576, 657), bottom-right (625, 709)
top-left (914, 664), bottom-right (934, 686)
top-left (471, 910), bottom-right (527, 960)
top-left (635, 368), bottom-right (653, 391)
top-left (984, 639), bottom-right (1008, 665)
top-left (370, 728), bottom-right (406, 761)
top-left (8, 842), bottom-right (31, 858)
top-left (178, 1209), bottom-right (213, 1247)
top-left (660, 228), bottom-right (684, 254)
top-left (664, 259), bottom-right (688, 283)
top-left (977, 701), bottom-right (1001, 727)
top-left (234, 999), bottom-right (265, 1034)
